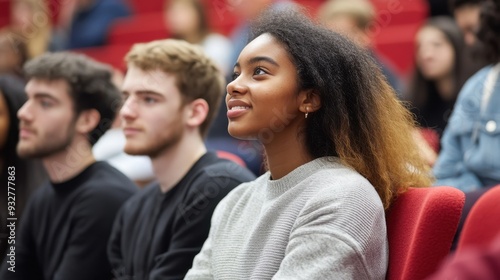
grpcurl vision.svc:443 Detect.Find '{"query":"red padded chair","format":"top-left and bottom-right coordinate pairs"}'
top-left (386, 186), bottom-right (465, 280)
top-left (456, 185), bottom-right (500, 252)
top-left (216, 150), bottom-right (246, 167)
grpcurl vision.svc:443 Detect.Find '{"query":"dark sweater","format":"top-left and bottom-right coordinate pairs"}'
top-left (107, 152), bottom-right (255, 279)
top-left (0, 161), bottom-right (137, 280)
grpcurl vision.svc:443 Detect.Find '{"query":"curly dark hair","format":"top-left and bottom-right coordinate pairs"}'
top-left (477, 0), bottom-right (500, 62)
top-left (23, 52), bottom-right (122, 145)
top-left (249, 8), bottom-right (432, 209)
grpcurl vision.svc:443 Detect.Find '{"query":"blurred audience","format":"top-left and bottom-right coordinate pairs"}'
top-left (0, 29), bottom-right (28, 79)
top-left (451, 0), bottom-right (485, 46)
top-left (318, 0), bottom-right (403, 95)
top-left (52, 0), bottom-right (130, 49)
top-left (405, 17), bottom-right (468, 138)
top-left (228, 0), bottom-right (296, 71)
top-left (450, 0), bottom-right (490, 72)
top-left (433, 0), bottom-right (500, 251)
top-left (164, 0), bottom-right (232, 76)
top-left (433, 0), bottom-right (500, 192)
top-left (10, 0), bottom-right (51, 58)
top-left (0, 74), bottom-right (46, 262)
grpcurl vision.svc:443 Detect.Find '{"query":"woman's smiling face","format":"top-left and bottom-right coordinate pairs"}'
top-left (226, 33), bottom-right (305, 142)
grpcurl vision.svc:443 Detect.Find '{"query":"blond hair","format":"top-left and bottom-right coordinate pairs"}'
top-left (318, 0), bottom-right (376, 30)
top-left (125, 39), bottom-right (225, 137)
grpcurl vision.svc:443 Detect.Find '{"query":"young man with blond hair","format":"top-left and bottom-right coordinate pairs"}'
top-left (107, 39), bottom-right (255, 279)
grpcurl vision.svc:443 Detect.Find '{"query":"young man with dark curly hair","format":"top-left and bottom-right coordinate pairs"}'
top-left (0, 52), bottom-right (137, 280)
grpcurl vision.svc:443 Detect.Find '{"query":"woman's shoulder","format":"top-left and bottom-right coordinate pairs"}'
top-left (303, 159), bottom-right (384, 210)
top-left (215, 173), bottom-right (266, 205)
top-left (312, 158), bottom-right (375, 190)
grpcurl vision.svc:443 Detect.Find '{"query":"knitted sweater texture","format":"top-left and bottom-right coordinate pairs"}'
top-left (185, 157), bottom-right (388, 280)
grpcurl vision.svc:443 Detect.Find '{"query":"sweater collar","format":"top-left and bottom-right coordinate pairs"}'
top-left (51, 161), bottom-right (101, 193)
top-left (265, 157), bottom-right (341, 199)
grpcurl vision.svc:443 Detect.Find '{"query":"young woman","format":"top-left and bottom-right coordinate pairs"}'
top-left (164, 0), bottom-right (232, 75)
top-left (185, 8), bottom-right (431, 279)
top-left (405, 17), bottom-right (468, 138)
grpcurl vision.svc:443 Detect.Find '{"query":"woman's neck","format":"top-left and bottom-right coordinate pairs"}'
top-left (263, 128), bottom-right (313, 180)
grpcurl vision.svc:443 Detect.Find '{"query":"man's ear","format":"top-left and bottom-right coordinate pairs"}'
top-left (185, 98), bottom-right (209, 129)
top-left (299, 89), bottom-right (321, 114)
top-left (75, 109), bottom-right (101, 134)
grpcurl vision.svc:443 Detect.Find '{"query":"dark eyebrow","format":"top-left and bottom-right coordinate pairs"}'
top-left (121, 90), bottom-right (163, 97)
top-left (32, 93), bottom-right (58, 102)
top-left (233, 56), bottom-right (279, 69)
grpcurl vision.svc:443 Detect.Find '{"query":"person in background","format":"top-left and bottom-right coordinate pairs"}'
top-left (317, 0), bottom-right (404, 96)
top-left (434, 0), bottom-right (500, 192)
top-left (0, 52), bottom-right (137, 279)
top-left (0, 30), bottom-right (28, 79)
top-left (451, 0), bottom-right (485, 47)
top-left (52, 0), bottom-right (130, 49)
top-left (164, 0), bottom-right (232, 76)
top-left (450, 0), bottom-right (489, 73)
top-left (107, 39), bottom-right (255, 279)
top-left (0, 75), bottom-right (46, 262)
top-left (227, 0), bottom-right (295, 72)
top-left (185, 7), bottom-right (432, 279)
top-left (433, 0), bottom-right (500, 250)
top-left (10, 0), bottom-right (52, 58)
top-left (404, 17), bottom-right (468, 165)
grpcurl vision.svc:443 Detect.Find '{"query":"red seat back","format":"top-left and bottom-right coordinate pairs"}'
top-left (386, 186), bottom-right (465, 280)
top-left (457, 185), bottom-right (500, 252)
top-left (216, 150), bottom-right (246, 167)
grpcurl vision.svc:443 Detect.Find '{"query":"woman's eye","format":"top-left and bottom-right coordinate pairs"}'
top-left (232, 72), bottom-right (240, 81)
top-left (254, 68), bottom-right (266, 75)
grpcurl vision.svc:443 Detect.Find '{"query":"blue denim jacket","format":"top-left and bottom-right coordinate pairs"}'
top-left (433, 65), bottom-right (500, 192)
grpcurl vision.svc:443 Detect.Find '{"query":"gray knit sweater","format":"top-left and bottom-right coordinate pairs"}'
top-left (185, 157), bottom-right (388, 280)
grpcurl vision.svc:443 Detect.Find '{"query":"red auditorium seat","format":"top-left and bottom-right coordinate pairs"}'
top-left (386, 186), bottom-right (465, 280)
top-left (0, 0), bottom-right (10, 28)
top-left (373, 23), bottom-right (422, 75)
top-left (216, 150), bottom-right (246, 167)
top-left (108, 12), bottom-right (168, 45)
top-left (72, 44), bottom-right (132, 71)
top-left (129, 0), bottom-right (164, 14)
top-left (456, 185), bottom-right (500, 252)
